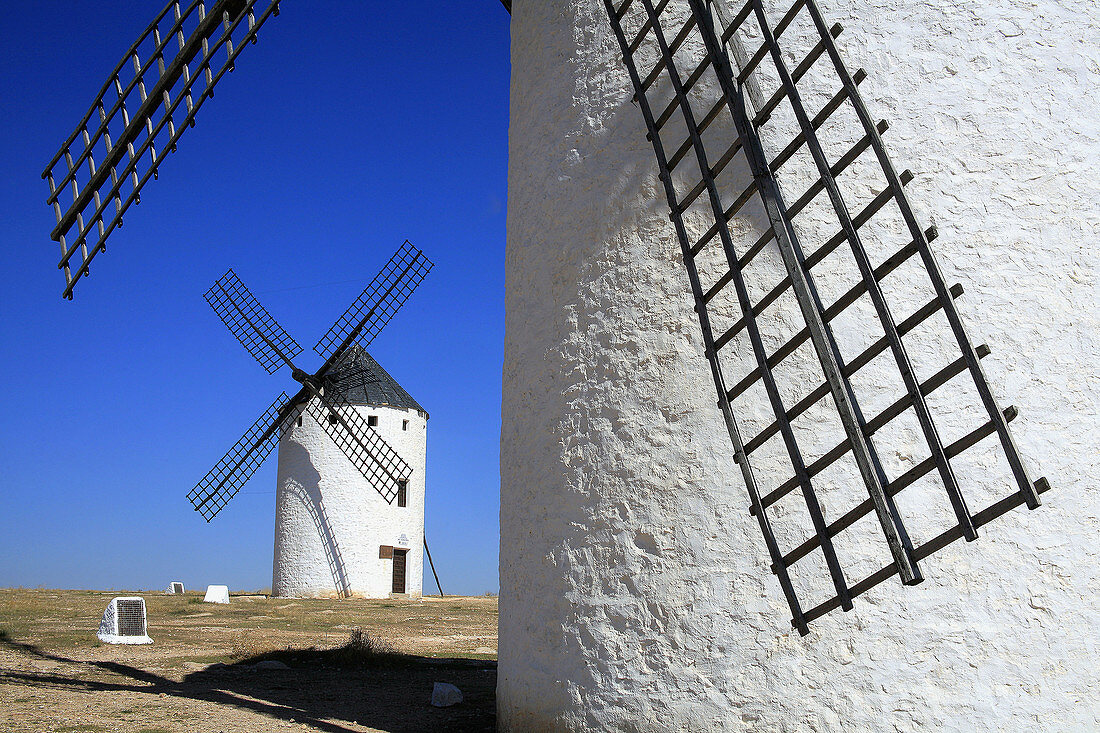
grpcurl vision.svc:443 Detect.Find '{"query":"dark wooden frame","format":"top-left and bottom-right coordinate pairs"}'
top-left (604, 0), bottom-right (1048, 633)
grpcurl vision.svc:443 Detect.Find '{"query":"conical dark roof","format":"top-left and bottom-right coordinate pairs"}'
top-left (323, 345), bottom-right (426, 416)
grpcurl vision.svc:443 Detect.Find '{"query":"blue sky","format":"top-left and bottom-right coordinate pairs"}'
top-left (0, 3), bottom-right (511, 595)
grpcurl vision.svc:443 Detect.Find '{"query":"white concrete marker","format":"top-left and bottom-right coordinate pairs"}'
top-left (97, 597), bottom-right (152, 644)
top-left (203, 585), bottom-right (230, 604)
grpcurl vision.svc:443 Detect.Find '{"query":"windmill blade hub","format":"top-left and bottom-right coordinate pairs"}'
top-left (291, 367), bottom-right (315, 387)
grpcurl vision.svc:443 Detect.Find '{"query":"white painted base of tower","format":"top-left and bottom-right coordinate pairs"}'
top-left (272, 402), bottom-right (426, 599)
top-left (500, 1), bottom-right (1100, 730)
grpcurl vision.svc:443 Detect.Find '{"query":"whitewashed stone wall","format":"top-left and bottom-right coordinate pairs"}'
top-left (499, 0), bottom-right (1100, 730)
top-left (273, 403), bottom-right (426, 599)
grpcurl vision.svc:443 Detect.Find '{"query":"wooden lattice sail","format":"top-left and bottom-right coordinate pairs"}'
top-left (42, 0), bottom-right (282, 299)
top-left (602, 0), bottom-right (1049, 633)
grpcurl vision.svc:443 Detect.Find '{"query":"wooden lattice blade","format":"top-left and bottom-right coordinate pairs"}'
top-left (604, 0), bottom-right (1049, 633)
top-left (313, 241), bottom-right (434, 369)
top-left (42, 0), bottom-right (281, 299)
top-left (304, 392), bottom-right (412, 505)
top-left (204, 268), bottom-right (303, 374)
top-left (187, 391), bottom-right (294, 522)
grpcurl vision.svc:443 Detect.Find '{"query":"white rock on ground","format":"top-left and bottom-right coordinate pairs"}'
top-left (252, 660), bottom-right (291, 671)
top-left (431, 682), bottom-right (463, 707)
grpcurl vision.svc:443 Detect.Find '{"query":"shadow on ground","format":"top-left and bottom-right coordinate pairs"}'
top-left (0, 629), bottom-right (495, 732)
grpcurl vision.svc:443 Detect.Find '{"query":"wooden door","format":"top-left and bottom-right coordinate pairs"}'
top-left (392, 549), bottom-right (408, 594)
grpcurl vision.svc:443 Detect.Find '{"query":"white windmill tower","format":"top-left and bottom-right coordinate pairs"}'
top-left (498, 1), bottom-right (1092, 730)
top-left (273, 345), bottom-right (429, 598)
top-left (187, 242), bottom-right (438, 599)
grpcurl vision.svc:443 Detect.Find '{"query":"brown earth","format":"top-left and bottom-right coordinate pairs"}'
top-left (0, 589), bottom-right (498, 733)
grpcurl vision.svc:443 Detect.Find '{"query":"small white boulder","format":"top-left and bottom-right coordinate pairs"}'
top-left (203, 585), bottom-right (230, 604)
top-left (252, 660), bottom-right (291, 670)
top-left (431, 682), bottom-right (463, 707)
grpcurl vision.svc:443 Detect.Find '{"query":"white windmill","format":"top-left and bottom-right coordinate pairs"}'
top-left (272, 345), bottom-right (430, 598)
top-left (188, 242), bottom-right (438, 599)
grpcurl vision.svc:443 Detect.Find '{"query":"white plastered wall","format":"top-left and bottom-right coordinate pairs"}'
top-left (273, 403), bottom-right (426, 599)
top-left (499, 0), bottom-right (1100, 730)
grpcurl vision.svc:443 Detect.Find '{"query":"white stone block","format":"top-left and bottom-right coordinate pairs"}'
top-left (203, 585), bottom-right (230, 604)
top-left (97, 597), bottom-right (152, 644)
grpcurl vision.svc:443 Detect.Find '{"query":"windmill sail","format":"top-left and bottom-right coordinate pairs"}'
top-left (304, 393), bottom-right (413, 505)
top-left (42, 0), bottom-right (281, 299)
top-left (188, 391), bottom-right (295, 521)
top-left (604, 0), bottom-right (1048, 633)
top-left (313, 241), bottom-right (435, 366)
top-left (205, 268), bottom-right (303, 374)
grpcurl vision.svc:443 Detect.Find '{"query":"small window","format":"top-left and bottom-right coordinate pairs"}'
top-left (397, 480), bottom-right (407, 508)
top-left (368, 415), bottom-right (378, 427)
top-left (328, 413), bottom-right (338, 425)
top-left (296, 415), bottom-right (303, 427)
top-left (402, 420), bottom-right (409, 431)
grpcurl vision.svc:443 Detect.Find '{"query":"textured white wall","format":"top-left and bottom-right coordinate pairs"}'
top-left (273, 403), bottom-right (426, 599)
top-left (499, 0), bottom-right (1100, 730)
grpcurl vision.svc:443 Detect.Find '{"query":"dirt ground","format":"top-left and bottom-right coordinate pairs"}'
top-left (0, 589), bottom-right (498, 733)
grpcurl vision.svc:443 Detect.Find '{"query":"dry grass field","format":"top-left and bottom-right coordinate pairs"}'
top-left (0, 589), bottom-right (497, 732)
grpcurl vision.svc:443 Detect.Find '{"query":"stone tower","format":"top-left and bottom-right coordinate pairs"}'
top-left (273, 346), bottom-right (427, 599)
top-left (499, 0), bottom-right (1100, 730)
